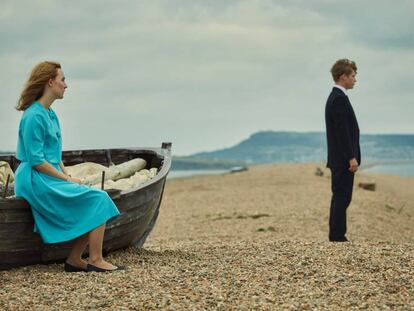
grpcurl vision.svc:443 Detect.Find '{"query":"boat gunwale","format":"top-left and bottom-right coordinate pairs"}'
top-left (0, 145), bottom-right (172, 205)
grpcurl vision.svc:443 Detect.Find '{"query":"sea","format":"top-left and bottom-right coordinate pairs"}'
top-left (169, 162), bottom-right (414, 179)
top-left (168, 169), bottom-right (228, 179)
top-left (363, 162), bottom-right (414, 177)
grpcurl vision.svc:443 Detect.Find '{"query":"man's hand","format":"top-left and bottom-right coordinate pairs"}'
top-left (349, 158), bottom-right (359, 173)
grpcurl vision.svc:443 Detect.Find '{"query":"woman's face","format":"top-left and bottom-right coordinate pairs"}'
top-left (50, 68), bottom-right (67, 99)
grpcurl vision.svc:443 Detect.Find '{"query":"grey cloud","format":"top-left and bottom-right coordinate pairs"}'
top-left (278, 0), bottom-right (414, 49)
top-left (0, 0), bottom-right (413, 154)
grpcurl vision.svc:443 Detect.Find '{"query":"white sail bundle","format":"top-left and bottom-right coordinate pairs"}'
top-left (66, 158), bottom-right (158, 191)
top-left (0, 161), bottom-right (14, 185)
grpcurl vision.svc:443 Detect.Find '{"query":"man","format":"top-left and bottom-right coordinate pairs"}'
top-left (325, 59), bottom-right (361, 242)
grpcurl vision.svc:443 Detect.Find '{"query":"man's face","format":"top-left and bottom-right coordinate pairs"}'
top-left (341, 70), bottom-right (357, 90)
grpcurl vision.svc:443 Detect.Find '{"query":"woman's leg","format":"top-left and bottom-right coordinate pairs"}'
top-left (88, 224), bottom-right (117, 270)
top-left (66, 233), bottom-right (89, 268)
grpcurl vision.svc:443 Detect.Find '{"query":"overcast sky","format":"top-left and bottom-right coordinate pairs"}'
top-left (1, 0), bottom-right (413, 155)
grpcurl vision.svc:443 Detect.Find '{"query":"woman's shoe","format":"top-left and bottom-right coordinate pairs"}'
top-left (86, 263), bottom-right (125, 273)
top-left (64, 262), bottom-right (86, 272)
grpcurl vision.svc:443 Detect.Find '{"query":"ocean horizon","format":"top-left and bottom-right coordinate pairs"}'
top-left (170, 162), bottom-right (414, 179)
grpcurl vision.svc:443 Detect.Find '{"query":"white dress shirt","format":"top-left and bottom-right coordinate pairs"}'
top-left (334, 84), bottom-right (348, 96)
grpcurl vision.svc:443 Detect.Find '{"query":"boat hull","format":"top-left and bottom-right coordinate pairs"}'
top-left (0, 144), bottom-right (171, 270)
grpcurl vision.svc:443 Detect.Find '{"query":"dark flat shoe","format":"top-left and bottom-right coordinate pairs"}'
top-left (64, 262), bottom-right (87, 272)
top-left (86, 263), bottom-right (125, 273)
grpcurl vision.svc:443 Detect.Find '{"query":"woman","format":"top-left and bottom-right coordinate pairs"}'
top-left (15, 61), bottom-right (123, 272)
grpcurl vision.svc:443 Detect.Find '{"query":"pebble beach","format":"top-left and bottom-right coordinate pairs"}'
top-left (1, 163), bottom-right (413, 310)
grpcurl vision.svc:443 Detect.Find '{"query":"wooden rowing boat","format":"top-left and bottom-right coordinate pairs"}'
top-left (0, 143), bottom-right (172, 270)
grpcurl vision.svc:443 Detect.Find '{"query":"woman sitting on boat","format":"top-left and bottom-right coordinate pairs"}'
top-left (14, 61), bottom-right (123, 273)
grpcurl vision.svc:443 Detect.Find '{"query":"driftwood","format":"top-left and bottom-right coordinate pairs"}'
top-left (81, 158), bottom-right (147, 186)
top-left (358, 182), bottom-right (376, 191)
top-left (230, 166), bottom-right (248, 173)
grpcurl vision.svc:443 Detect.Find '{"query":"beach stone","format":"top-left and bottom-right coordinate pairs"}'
top-left (315, 167), bottom-right (324, 176)
top-left (358, 182), bottom-right (376, 191)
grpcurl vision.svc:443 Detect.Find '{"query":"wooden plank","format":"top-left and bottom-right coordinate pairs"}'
top-left (0, 207), bottom-right (34, 223)
top-left (0, 238), bottom-right (43, 252)
top-left (0, 251), bottom-right (43, 270)
top-left (0, 223), bottom-right (38, 238)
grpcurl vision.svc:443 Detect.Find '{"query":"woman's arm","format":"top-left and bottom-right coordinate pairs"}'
top-left (34, 162), bottom-right (81, 183)
top-left (22, 114), bottom-right (80, 183)
top-left (59, 161), bottom-right (69, 176)
top-left (34, 162), bottom-right (69, 180)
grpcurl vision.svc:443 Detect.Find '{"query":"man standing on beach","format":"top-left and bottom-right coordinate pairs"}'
top-left (325, 59), bottom-right (360, 242)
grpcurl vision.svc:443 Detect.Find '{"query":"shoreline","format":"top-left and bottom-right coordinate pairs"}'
top-left (170, 160), bottom-right (414, 180)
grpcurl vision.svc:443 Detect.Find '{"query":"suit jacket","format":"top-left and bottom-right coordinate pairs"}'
top-left (325, 87), bottom-right (361, 168)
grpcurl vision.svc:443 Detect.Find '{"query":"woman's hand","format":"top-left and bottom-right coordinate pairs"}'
top-left (67, 176), bottom-right (82, 184)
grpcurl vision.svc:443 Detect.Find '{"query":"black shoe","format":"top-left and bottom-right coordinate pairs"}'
top-left (86, 263), bottom-right (126, 273)
top-left (329, 237), bottom-right (349, 242)
top-left (64, 262), bottom-right (87, 272)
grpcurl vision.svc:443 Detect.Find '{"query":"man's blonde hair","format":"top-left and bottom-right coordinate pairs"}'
top-left (331, 59), bottom-right (357, 82)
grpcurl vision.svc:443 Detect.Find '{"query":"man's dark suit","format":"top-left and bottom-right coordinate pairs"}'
top-left (325, 87), bottom-right (360, 241)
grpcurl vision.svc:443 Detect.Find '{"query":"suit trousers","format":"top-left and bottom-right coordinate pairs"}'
top-left (329, 167), bottom-right (354, 240)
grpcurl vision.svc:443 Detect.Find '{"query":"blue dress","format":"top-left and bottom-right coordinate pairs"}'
top-left (14, 101), bottom-right (120, 244)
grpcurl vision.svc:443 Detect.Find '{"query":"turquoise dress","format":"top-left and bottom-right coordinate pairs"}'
top-left (14, 101), bottom-right (120, 244)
